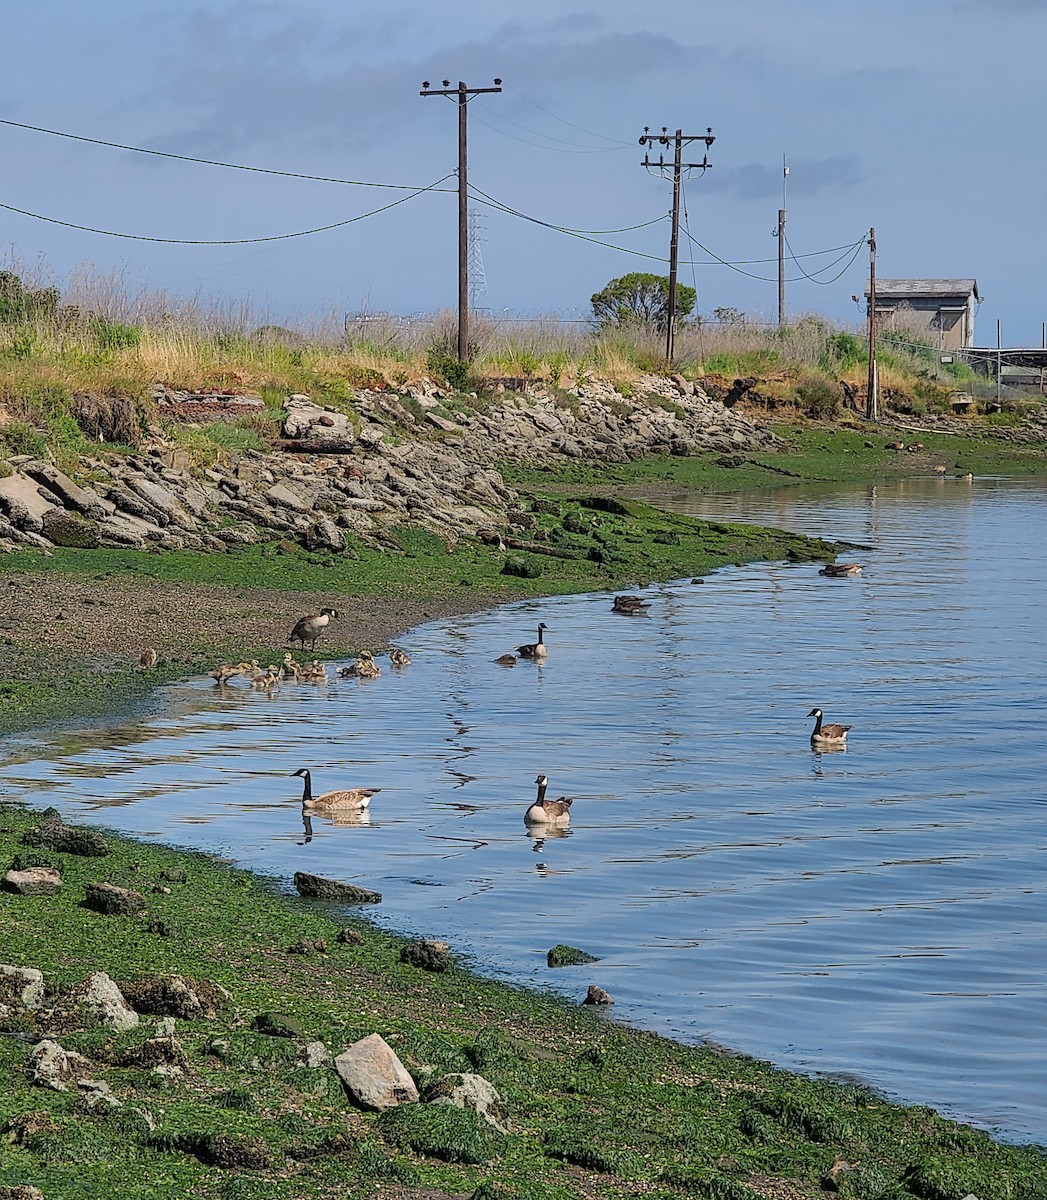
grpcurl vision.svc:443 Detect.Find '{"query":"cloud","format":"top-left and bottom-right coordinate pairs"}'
top-left (700, 156), bottom-right (864, 201)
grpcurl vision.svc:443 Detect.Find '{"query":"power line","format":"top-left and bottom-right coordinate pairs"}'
top-left (503, 84), bottom-right (635, 147)
top-left (0, 174), bottom-right (455, 244)
top-left (472, 102), bottom-right (628, 154)
top-left (0, 116), bottom-right (455, 191)
top-left (681, 223), bottom-right (867, 284)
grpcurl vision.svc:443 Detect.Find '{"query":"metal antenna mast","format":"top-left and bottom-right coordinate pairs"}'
top-left (778, 155), bottom-right (789, 327)
top-left (420, 78), bottom-right (502, 364)
top-left (639, 125), bottom-right (715, 365)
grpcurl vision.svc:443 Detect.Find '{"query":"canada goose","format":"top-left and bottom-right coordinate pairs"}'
top-left (339, 650), bottom-right (380, 679)
top-left (293, 767), bottom-right (380, 811)
top-left (819, 563), bottom-right (863, 577)
top-left (517, 622), bottom-right (548, 659)
top-left (390, 648), bottom-right (412, 667)
top-left (139, 647), bottom-right (158, 669)
top-left (288, 607), bottom-right (339, 650)
top-left (252, 666), bottom-right (281, 689)
top-left (933, 465), bottom-right (947, 476)
top-left (524, 774), bottom-right (573, 826)
top-left (612, 594), bottom-right (650, 614)
top-left (808, 708), bottom-right (852, 748)
top-left (958, 471), bottom-right (974, 481)
top-left (494, 653), bottom-right (518, 666)
top-left (303, 659), bottom-right (329, 682)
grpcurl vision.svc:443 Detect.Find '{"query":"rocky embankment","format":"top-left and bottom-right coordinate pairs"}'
top-left (0, 374), bottom-right (776, 556)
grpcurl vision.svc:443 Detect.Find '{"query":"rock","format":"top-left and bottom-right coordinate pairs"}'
top-left (334, 1033), bottom-right (419, 1111)
top-left (293, 871), bottom-right (382, 905)
top-left (547, 944), bottom-right (600, 968)
top-left (22, 461), bottom-right (108, 519)
top-left (336, 927), bottom-right (363, 945)
top-left (0, 1185), bottom-right (47, 1200)
top-left (117, 974), bottom-right (231, 1019)
top-left (0, 475), bottom-right (58, 528)
top-left (583, 985), bottom-right (614, 1006)
top-left (399, 939), bottom-right (452, 973)
top-left (25, 1039), bottom-right (93, 1092)
top-left (0, 964), bottom-right (45, 1011)
top-left (83, 882), bottom-right (146, 917)
top-left (426, 1072), bottom-right (509, 1131)
top-left (41, 508), bottom-right (101, 548)
top-left (266, 481), bottom-right (311, 512)
top-left (302, 1041), bottom-right (333, 1068)
top-left (69, 971), bottom-right (139, 1030)
top-left (22, 812), bottom-right (109, 857)
top-left (113, 1036), bottom-right (190, 1072)
top-left (2, 866), bottom-right (62, 896)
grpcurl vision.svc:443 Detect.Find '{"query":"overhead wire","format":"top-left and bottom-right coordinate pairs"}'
top-left (503, 84), bottom-right (635, 147)
top-left (681, 222), bottom-right (867, 283)
top-left (471, 102), bottom-right (628, 154)
top-left (0, 116), bottom-right (456, 191)
top-left (0, 174), bottom-right (455, 245)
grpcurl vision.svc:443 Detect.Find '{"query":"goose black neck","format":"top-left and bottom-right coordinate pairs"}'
top-left (299, 770), bottom-right (313, 803)
top-left (537, 626), bottom-right (544, 644)
top-left (536, 779), bottom-right (547, 802)
top-left (812, 712), bottom-right (823, 735)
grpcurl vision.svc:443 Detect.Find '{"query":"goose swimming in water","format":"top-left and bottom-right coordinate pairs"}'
top-left (612, 595), bottom-right (650, 614)
top-left (390, 647), bottom-right (412, 667)
top-left (819, 563), bottom-right (863, 577)
top-left (288, 607), bottom-right (339, 651)
top-left (293, 767), bottom-right (380, 811)
top-left (524, 774), bottom-right (573, 826)
top-left (339, 649), bottom-right (380, 678)
top-left (516, 622), bottom-right (548, 659)
top-left (808, 708), bottom-right (852, 749)
top-left (494, 653), bottom-right (518, 666)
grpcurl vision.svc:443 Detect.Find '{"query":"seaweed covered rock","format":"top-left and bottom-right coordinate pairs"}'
top-left (293, 871), bottom-right (382, 905)
top-left (117, 974), bottom-right (231, 1020)
top-left (400, 939), bottom-right (452, 972)
top-left (21, 811), bottom-right (109, 858)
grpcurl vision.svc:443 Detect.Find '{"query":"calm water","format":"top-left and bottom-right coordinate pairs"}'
top-left (3, 475), bottom-right (1046, 1143)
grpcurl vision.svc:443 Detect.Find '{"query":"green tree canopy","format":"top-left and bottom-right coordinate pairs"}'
top-left (590, 273), bottom-right (697, 332)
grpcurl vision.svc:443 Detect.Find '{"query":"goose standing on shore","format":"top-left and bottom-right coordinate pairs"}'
top-left (808, 708), bottom-right (852, 749)
top-left (288, 607), bottom-right (339, 651)
top-left (524, 774), bottom-right (573, 826)
top-left (293, 767), bottom-right (380, 811)
top-left (517, 622), bottom-right (548, 659)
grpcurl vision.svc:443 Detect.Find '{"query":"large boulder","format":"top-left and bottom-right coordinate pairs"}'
top-left (334, 1033), bottom-right (418, 1111)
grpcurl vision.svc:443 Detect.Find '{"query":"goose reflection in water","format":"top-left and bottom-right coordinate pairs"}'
top-left (298, 806), bottom-right (372, 845)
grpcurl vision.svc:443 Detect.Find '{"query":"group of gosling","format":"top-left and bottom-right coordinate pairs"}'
top-left (269, 587), bottom-right (856, 829)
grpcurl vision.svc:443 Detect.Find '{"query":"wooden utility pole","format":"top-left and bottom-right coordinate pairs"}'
top-left (639, 125), bottom-right (715, 365)
top-left (866, 227), bottom-right (877, 420)
top-left (420, 78), bottom-right (502, 363)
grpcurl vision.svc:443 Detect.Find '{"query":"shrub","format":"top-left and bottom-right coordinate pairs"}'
top-left (795, 371), bottom-right (841, 419)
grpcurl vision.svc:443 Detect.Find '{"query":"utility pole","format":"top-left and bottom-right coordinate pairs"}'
top-left (639, 125), bottom-right (715, 365)
top-left (866, 227), bottom-right (877, 421)
top-left (420, 77), bottom-right (502, 363)
top-left (778, 156), bottom-right (789, 327)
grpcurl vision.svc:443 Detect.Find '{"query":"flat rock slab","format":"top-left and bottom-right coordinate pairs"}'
top-left (294, 871), bottom-right (381, 905)
top-left (334, 1033), bottom-right (418, 1111)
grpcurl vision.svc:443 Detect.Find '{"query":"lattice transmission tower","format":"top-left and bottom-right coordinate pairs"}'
top-left (467, 208), bottom-right (488, 311)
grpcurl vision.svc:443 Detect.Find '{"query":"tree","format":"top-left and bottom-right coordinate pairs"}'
top-left (590, 273), bottom-right (696, 333)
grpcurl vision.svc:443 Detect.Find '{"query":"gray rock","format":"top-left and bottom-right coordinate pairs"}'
top-left (0, 964), bottom-right (45, 1010)
top-left (83, 882), bottom-right (146, 916)
top-left (22, 462), bottom-right (108, 520)
top-left (267, 481), bottom-right (311, 512)
top-left (26, 1039), bottom-right (93, 1092)
top-left (2, 866), bottom-right (62, 896)
top-left (293, 871), bottom-right (381, 905)
top-left (334, 1033), bottom-right (419, 1111)
top-left (70, 971), bottom-right (139, 1030)
top-left (583, 985), bottom-right (614, 1006)
top-left (427, 1072), bottom-right (509, 1130)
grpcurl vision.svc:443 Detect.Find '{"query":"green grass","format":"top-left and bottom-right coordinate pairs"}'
top-left (0, 804), bottom-right (1043, 1199)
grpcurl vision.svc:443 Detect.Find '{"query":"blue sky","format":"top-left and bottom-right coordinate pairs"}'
top-left (3, 0), bottom-right (1044, 342)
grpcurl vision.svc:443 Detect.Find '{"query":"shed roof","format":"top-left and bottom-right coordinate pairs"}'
top-left (866, 278), bottom-right (981, 302)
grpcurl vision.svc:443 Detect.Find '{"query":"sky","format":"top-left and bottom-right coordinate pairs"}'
top-left (2, 0), bottom-right (1045, 342)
